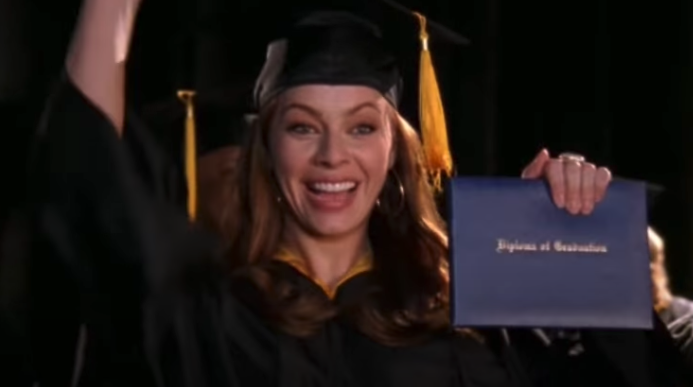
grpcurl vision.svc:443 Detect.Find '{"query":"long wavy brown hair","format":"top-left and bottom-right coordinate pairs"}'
top-left (216, 100), bottom-right (450, 345)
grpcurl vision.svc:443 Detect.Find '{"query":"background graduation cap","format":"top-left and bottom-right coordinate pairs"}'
top-left (137, 0), bottom-right (267, 220)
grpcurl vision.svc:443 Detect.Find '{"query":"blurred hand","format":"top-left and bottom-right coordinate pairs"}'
top-left (521, 149), bottom-right (612, 215)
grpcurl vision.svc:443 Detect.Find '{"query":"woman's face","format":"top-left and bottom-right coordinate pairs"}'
top-left (268, 85), bottom-right (395, 238)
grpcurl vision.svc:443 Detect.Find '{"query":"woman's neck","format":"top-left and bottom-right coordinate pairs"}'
top-left (281, 223), bottom-right (370, 289)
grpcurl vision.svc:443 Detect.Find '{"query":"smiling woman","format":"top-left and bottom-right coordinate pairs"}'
top-left (213, 9), bottom-right (461, 346)
top-left (228, 79), bottom-right (450, 342)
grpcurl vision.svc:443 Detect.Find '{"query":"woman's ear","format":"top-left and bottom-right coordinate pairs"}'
top-left (388, 145), bottom-right (396, 169)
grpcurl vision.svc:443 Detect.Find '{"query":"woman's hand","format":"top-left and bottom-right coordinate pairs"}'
top-left (521, 149), bottom-right (611, 215)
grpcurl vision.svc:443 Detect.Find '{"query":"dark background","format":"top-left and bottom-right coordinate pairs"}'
top-left (1, 0), bottom-right (691, 295)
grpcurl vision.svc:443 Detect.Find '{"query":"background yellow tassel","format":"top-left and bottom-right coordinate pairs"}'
top-left (178, 90), bottom-right (198, 221)
top-left (414, 12), bottom-right (454, 191)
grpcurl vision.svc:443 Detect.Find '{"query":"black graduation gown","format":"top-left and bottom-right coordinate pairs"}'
top-left (25, 75), bottom-right (525, 387)
top-left (0, 211), bottom-right (37, 386)
top-left (0, 87), bottom-right (187, 387)
top-left (0, 207), bottom-right (85, 387)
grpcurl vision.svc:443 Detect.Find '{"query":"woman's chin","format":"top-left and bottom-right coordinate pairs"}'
top-left (288, 194), bottom-right (373, 238)
top-left (303, 214), bottom-right (368, 238)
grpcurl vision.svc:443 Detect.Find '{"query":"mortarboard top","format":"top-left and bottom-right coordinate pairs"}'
top-left (248, 0), bottom-right (468, 189)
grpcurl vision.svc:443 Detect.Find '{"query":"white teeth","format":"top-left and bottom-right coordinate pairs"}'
top-left (310, 181), bottom-right (356, 193)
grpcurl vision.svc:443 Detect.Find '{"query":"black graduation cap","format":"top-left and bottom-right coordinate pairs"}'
top-left (250, 0), bottom-right (468, 189)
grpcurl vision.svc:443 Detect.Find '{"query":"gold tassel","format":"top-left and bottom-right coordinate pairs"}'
top-left (413, 12), bottom-right (454, 192)
top-left (177, 90), bottom-right (198, 221)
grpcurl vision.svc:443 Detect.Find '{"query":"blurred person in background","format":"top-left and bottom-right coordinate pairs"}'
top-left (649, 226), bottom-right (693, 366)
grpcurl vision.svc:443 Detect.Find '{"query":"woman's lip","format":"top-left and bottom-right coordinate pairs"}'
top-left (304, 184), bottom-right (358, 211)
top-left (304, 179), bottom-right (360, 184)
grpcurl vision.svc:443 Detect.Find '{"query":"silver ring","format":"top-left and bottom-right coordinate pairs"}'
top-left (558, 152), bottom-right (585, 163)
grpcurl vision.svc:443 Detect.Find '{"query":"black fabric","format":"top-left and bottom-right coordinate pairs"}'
top-left (0, 211), bottom-right (42, 386)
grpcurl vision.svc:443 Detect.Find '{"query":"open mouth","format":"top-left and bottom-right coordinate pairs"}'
top-left (306, 181), bottom-right (358, 194)
top-left (304, 181), bottom-right (359, 211)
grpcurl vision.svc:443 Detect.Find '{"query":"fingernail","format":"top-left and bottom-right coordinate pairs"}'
top-left (554, 194), bottom-right (565, 208)
top-left (581, 203), bottom-right (594, 215)
top-left (569, 201), bottom-right (581, 214)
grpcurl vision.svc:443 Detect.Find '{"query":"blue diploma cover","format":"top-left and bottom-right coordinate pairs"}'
top-left (448, 178), bottom-right (652, 329)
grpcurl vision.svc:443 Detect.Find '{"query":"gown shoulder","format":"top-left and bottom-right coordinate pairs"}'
top-left (32, 73), bottom-right (215, 295)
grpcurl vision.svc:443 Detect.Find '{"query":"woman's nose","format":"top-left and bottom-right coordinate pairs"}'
top-left (313, 131), bottom-right (349, 168)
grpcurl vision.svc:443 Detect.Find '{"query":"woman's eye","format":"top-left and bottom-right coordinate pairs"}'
top-left (287, 124), bottom-right (316, 134)
top-left (352, 125), bottom-right (376, 135)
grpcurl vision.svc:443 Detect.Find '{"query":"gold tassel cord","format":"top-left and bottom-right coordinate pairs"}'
top-left (413, 12), bottom-right (454, 192)
top-left (177, 90), bottom-right (198, 221)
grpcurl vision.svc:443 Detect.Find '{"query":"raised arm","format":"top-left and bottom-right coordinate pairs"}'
top-left (30, 0), bottom-right (216, 299)
top-left (66, 0), bottom-right (142, 134)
